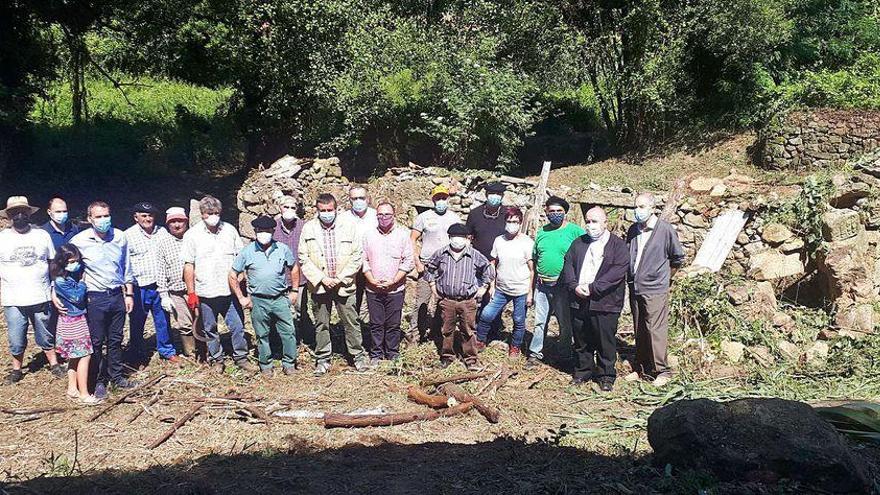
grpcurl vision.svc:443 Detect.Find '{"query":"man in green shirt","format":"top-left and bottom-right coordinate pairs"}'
top-left (528, 196), bottom-right (584, 368)
top-left (229, 216), bottom-right (300, 377)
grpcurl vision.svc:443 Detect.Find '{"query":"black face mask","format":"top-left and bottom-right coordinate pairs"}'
top-left (12, 213), bottom-right (30, 231)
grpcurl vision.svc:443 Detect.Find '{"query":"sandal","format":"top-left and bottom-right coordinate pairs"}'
top-left (79, 395), bottom-right (104, 406)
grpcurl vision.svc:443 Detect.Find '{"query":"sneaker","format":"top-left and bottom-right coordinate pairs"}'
top-left (282, 365), bottom-right (298, 376)
top-left (624, 372), bottom-right (641, 382)
top-left (524, 356), bottom-right (542, 369)
top-left (508, 347), bottom-right (522, 359)
top-left (354, 359), bottom-right (370, 372)
top-left (163, 355), bottom-right (183, 367)
top-left (314, 361), bottom-right (332, 376)
top-left (50, 363), bottom-right (67, 379)
top-left (4, 369), bottom-right (24, 385)
top-left (474, 341), bottom-right (486, 353)
top-left (570, 376), bottom-right (590, 386)
top-left (94, 382), bottom-right (108, 400)
top-left (652, 373), bottom-right (673, 387)
top-left (439, 360), bottom-right (454, 370)
top-left (260, 367), bottom-right (274, 378)
top-left (79, 395), bottom-right (104, 406)
top-left (112, 378), bottom-right (140, 390)
top-left (211, 361), bottom-right (226, 374)
top-left (598, 378), bottom-right (614, 392)
top-left (465, 362), bottom-right (483, 372)
top-left (66, 389), bottom-right (80, 400)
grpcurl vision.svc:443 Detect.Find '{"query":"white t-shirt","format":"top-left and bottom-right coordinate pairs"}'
top-left (413, 209), bottom-right (461, 261)
top-left (0, 228), bottom-right (56, 306)
top-left (180, 221), bottom-right (244, 298)
top-left (490, 234), bottom-right (534, 296)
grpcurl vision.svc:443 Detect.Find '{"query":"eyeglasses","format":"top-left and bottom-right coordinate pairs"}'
top-left (377, 213), bottom-right (394, 217)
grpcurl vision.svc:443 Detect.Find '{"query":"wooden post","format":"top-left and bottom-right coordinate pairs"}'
top-left (526, 161), bottom-right (552, 236)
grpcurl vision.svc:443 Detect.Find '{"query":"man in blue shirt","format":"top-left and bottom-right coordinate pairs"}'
top-left (70, 201), bottom-right (136, 398)
top-left (229, 216), bottom-right (300, 377)
top-left (41, 196), bottom-right (80, 249)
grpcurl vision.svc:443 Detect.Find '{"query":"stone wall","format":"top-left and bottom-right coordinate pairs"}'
top-left (762, 109), bottom-right (880, 169)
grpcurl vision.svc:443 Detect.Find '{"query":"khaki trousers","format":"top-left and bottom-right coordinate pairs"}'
top-left (630, 291), bottom-right (670, 377)
top-left (438, 297), bottom-right (478, 365)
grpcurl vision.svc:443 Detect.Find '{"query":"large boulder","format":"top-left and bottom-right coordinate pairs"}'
top-left (647, 398), bottom-right (871, 493)
top-left (748, 251), bottom-right (805, 281)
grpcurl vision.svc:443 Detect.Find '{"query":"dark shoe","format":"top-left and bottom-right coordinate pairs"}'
top-left (4, 369), bottom-right (24, 385)
top-left (524, 356), bottom-right (542, 369)
top-left (211, 361), bottom-right (225, 374)
top-left (235, 360), bottom-right (258, 373)
top-left (569, 376), bottom-right (590, 386)
top-left (50, 363), bottom-right (67, 379)
top-left (474, 341), bottom-right (486, 353)
top-left (598, 378), bottom-right (614, 392)
top-left (466, 362), bottom-right (483, 372)
top-left (112, 378), bottom-right (140, 390)
top-left (94, 382), bottom-right (108, 399)
top-left (439, 360), bottom-right (454, 369)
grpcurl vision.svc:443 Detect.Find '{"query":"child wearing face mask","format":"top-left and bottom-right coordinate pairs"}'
top-left (50, 244), bottom-right (100, 405)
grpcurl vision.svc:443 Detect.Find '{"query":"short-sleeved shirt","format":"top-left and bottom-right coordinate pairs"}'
top-left (70, 228), bottom-right (134, 292)
top-left (412, 209), bottom-right (460, 261)
top-left (231, 241), bottom-right (294, 297)
top-left (41, 221), bottom-right (81, 249)
top-left (0, 228), bottom-right (56, 306)
top-left (340, 208), bottom-right (378, 242)
top-left (491, 234), bottom-right (535, 296)
top-left (466, 204), bottom-right (507, 259)
top-left (181, 221), bottom-right (244, 298)
top-left (125, 224), bottom-right (167, 287)
top-left (534, 222), bottom-right (585, 280)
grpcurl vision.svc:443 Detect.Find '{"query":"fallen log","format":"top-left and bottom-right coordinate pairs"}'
top-left (89, 373), bottom-right (167, 422)
top-left (420, 371), bottom-right (492, 387)
top-left (407, 386), bottom-right (452, 409)
top-left (324, 403), bottom-right (474, 429)
top-left (147, 403), bottom-right (203, 449)
top-left (440, 383), bottom-right (500, 424)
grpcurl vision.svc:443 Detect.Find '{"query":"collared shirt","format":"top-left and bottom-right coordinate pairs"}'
top-left (322, 223), bottom-right (338, 278)
top-left (425, 245), bottom-right (494, 299)
top-left (41, 221), bottom-right (81, 249)
top-left (70, 228), bottom-right (134, 292)
top-left (578, 230), bottom-right (610, 287)
top-left (362, 224), bottom-right (415, 293)
top-left (157, 232), bottom-right (187, 293)
top-left (633, 215), bottom-right (658, 274)
top-left (340, 208), bottom-right (378, 242)
top-left (0, 228), bottom-right (55, 306)
top-left (125, 224), bottom-right (168, 287)
top-left (273, 216), bottom-right (305, 287)
top-left (231, 241), bottom-right (294, 297)
top-left (181, 221), bottom-right (244, 298)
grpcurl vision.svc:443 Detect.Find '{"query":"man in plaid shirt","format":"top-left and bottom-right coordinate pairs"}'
top-left (157, 207), bottom-right (197, 358)
top-left (125, 201), bottom-right (180, 366)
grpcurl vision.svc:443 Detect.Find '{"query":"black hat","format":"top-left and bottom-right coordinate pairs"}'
top-left (545, 195), bottom-right (570, 212)
top-left (251, 215), bottom-right (277, 230)
top-left (132, 201), bottom-right (160, 215)
top-left (484, 181), bottom-right (507, 194)
top-left (447, 223), bottom-right (470, 237)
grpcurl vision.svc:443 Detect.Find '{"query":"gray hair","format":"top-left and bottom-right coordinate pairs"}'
top-left (635, 192), bottom-right (656, 207)
top-left (199, 195), bottom-right (222, 214)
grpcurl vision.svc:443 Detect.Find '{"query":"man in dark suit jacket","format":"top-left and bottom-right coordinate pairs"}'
top-left (560, 206), bottom-right (628, 391)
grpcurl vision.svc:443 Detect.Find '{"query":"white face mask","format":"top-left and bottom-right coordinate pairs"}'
top-left (204, 214), bottom-right (221, 227)
top-left (505, 222), bottom-right (520, 235)
top-left (586, 223), bottom-right (605, 240)
top-left (256, 232), bottom-right (273, 245)
top-left (281, 209), bottom-right (297, 221)
top-left (450, 237), bottom-right (469, 251)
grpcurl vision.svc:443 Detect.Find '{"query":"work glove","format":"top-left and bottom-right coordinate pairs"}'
top-left (160, 294), bottom-right (174, 313)
top-left (186, 292), bottom-right (200, 310)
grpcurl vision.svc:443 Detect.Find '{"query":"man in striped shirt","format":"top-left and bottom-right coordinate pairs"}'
top-left (425, 223), bottom-right (493, 371)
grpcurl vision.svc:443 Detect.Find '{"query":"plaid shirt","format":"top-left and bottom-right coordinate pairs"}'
top-left (125, 225), bottom-right (167, 287)
top-left (425, 245), bottom-right (494, 299)
top-left (157, 232), bottom-right (186, 293)
top-left (322, 223), bottom-right (338, 278)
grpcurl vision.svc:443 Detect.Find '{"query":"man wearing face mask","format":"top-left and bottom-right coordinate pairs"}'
top-left (466, 181), bottom-right (509, 341)
top-left (229, 216), bottom-right (299, 377)
top-left (70, 201), bottom-right (136, 397)
top-left (299, 193), bottom-right (367, 375)
top-left (425, 223), bottom-right (493, 371)
top-left (157, 207), bottom-right (197, 357)
top-left (181, 196), bottom-right (254, 374)
top-left (409, 185), bottom-right (461, 343)
top-left (125, 202), bottom-right (179, 367)
top-left (339, 185), bottom-right (378, 351)
top-left (626, 193), bottom-right (685, 387)
top-left (41, 196), bottom-right (80, 249)
top-left (0, 197), bottom-right (64, 385)
top-left (528, 196), bottom-right (584, 369)
top-left (560, 207), bottom-right (628, 391)
top-left (273, 196), bottom-right (311, 342)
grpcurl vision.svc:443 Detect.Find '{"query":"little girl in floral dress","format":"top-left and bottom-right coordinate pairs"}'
top-left (51, 244), bottom-right (101, 405)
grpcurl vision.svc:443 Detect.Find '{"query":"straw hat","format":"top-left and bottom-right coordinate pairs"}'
top-left (0, 196), bottom-right (39, 219)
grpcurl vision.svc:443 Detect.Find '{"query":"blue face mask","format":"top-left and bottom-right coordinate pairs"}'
top-left (634, 207), bottom-right (652, 224)
top-left (434, 200), bottom-right (448, 214)
top-left (351, 199), bottom-right (368, 213)
top-left (547, 212), bottom-right (565, 226)
top-left (51, 212), bottom-right (69, 225)
top-left (486, 194), bottom-right (502, 207)
top-left (319, 211), bottom-right (336, 224)
top-left (65, 261), bottom-right (81, 273)
top-left (93, 217), bottom-right (112, 233)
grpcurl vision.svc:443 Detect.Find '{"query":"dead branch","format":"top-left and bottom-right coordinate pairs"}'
top-left (324, 403), bottom-right (474, 428)
top-left (420, 370), bottom-right (493, 387)
top-left (147, 403), bottom-right (204, 449)
top-left (439, 383), bottom-right (500, 424)
top-left (485, 367), bottom-right (516, 398)
top-left (89, 373), bottom-right (167, 422)
top-left (521, 369), bottom-right (551, 389)
top-left (126, 396), bottom-right (160, 424)
top-left (406, 386), bottom-right (452, 409)
top-left (1, 407), bottom-right (68, 416)
top-left (476, 366), bottom-right (506, 396)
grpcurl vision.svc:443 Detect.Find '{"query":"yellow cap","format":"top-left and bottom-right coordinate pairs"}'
top-left (431, 185), bottom-right (449, 198)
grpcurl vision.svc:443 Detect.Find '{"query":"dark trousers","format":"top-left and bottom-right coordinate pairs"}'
top-left (572, 307), bottom-right (620, 381)
top-left (438, 297), bottom-right (478, 364)
top-left (86, 290), bottom-right (127, 385)
top-left (366, 290), bottom-right (405, 360)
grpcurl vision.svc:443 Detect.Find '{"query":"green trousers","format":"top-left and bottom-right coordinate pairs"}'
top-left (251, 295), bottom-right (298, 369)
top-left (312, 291), bottom-right (364, 363)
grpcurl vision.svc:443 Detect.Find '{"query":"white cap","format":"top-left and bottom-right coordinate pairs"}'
top-left (166, 207), bottom-right (187, 222)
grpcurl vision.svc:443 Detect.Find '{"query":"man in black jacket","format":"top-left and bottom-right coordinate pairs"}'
top-left (560, 207), bottom-right (628, 391)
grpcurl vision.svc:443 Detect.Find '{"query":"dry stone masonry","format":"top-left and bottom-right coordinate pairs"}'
top-left (762, 109), bottom-right (880, 169)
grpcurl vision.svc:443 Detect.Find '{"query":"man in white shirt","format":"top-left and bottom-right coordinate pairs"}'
top-left (181, 195), bottom-right (255, 373)
top-left (0, 197), bottom-right (64, 385)
top-left (338, 185), bottom-right (378, 350)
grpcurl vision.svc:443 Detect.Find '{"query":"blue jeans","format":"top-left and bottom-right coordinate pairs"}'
top-left (86, 290), bottom-right (127, 384)
top-left (129, 284), bottom-right (176, 359)
top-left (529, 280), bottom-right (574, 360)
top-left (476, 291), bottom-right (527, 348)
top-left (199, 295), bottom-right (248, 363)
top-left (5, 303), bottom-right (53, 356)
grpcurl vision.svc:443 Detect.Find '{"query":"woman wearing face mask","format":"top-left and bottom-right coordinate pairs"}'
top-left (475, 207), bottom-right (535, 359)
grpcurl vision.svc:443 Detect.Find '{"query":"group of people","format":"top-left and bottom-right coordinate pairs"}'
top-left (0, 180), bottom-right (683, 405)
